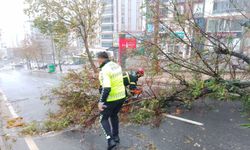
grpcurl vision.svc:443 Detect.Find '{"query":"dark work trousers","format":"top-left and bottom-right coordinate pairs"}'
top-left (100, 98), bottom-right (125, 140)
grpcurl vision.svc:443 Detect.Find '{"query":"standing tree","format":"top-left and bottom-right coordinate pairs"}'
top-left (14, 38), bottom-right (38, 70)
top-left (24, 0), bottom-right (103, 73)
top-left (32, 17), bottom-right (69, 72)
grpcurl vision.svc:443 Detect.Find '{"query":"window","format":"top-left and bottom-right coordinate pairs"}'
top-left (160, 7), bottom-right (169, 17)
top-left (121, 0), bottom-right (125, 24)
top-left (207, 19), bottom-right (243, 32)
top-left (224, 20), bottom-right (231, 31)
top-left (101, 34), bottom-right (113, 39)
top-left (231, 20), bottom-right (242, 32)
top-left (102, 0), bottom-right (112, 5)
top-left (193, 3), bottom-right (204, 15)
top-left (101, 42), bottom-right (113, 47)
top-left (213, 1), bottom-right (231, 14)
top-left (102, 16), bottom-right (113, 23)
top-left (167, 45), bottom-right (180, 54)
top-left (213, 0), bottom-right (249, 14)
top-left (195, 18), bottom-right (206, 31)
top-left (218, 19), bottom-right (224, 32)
top-left (121, 16), bottom-right (125, 24)
top-left (207, 20), bottom-right (217, 32)
top-left (101, 25), bottom-right (113, 31)
top-left (103, 6), bottom-right (112, 14)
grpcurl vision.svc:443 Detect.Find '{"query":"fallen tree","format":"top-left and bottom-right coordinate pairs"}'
top-left (131, 0), bottom-right (250, 113)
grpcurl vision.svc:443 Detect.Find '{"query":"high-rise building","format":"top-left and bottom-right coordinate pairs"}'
top-left (100, 0), bottom-right (145, 48)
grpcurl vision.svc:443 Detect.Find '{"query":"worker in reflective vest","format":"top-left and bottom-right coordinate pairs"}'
top-left (97, 51), bottom-right (126, 150)
top-left (123, 68), bottom-right (144, 96)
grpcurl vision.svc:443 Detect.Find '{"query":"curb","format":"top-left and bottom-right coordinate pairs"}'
top-left (0, 92), bottom-right (8, 150)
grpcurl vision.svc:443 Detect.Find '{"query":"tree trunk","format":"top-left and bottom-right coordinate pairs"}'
top-left (82, 33), bottom-right (97, 73)
top-left (152, 0), bottom-right (160, 73)
top-left (27, 59), bottom-right (32, 70)
top-left (35, 57), bottom-right (40, 70)
top-left (77, 16), bottom-right (98, 73)
top-left (216, 47), bottom-right (250, 65)
top-left (50, 34), bottom-right (56, 65)
top-left (59, 60), bottom-right (63, 72)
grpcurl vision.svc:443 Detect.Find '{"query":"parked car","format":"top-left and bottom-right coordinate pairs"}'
top-left (38, 64), bottom-right (48, 70)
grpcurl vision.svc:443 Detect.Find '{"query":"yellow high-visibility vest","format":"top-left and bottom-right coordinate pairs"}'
top-left (99, 61), bottom-right (126, 102)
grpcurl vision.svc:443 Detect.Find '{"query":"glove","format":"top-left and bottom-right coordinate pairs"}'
top-left (131, 88), bottom-right (142, 95)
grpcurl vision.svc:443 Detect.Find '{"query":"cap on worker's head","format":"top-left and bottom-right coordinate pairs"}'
top-left (97, 51), bottom-right (109, 59)
top-left (136, 68), bottom-right (144, 76)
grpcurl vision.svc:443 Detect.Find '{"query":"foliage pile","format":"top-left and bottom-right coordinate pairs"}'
top-left (49, 68), bottom-right (99, 127)
top-left (134, 0), bottom-right (250, 115)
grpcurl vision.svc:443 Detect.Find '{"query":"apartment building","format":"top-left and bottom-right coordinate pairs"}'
top-left (100, 0), bottom-right (145, 48)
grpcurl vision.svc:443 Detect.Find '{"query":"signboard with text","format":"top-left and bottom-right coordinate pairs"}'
top-left (118, 37), bottom-right (137, 66)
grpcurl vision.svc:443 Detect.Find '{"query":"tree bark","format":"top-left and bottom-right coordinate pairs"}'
top-left (79, 25), bottom-right (97, 73)
top-left (152, 0), bottom-right (160, 73)
top-left (83, 35), bottom-right (97, 73)
top-left (216, 47), bottom-right (250, 65)
top-left (35, 57), bottom-right (40, 70)
top-left (59, 60), bottom-right (63, 72)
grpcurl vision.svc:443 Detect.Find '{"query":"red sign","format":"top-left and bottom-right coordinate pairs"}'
top-left (119, 38), bottom-right (137, 49)
top-left (118, 38), bottom-right (137, 65)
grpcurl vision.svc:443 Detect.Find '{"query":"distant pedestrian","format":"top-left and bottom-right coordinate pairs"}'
top-left (97, 51), bottom-right (126, 150)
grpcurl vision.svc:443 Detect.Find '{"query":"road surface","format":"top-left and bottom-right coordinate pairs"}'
top-left (0, 70), bottom-right (250, 150)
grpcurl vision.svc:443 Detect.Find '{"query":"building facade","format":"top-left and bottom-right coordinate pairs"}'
top-left (204, 0), bottom-right (250, 55)
top-left (154, 0), bottom-right (206, 58)
top-left (146, 0), bottom-right (250, 59)
top-left (100, 0), bottom-right (145, 48)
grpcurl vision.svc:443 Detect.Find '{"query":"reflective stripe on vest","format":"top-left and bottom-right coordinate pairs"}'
top-left (99, 61), bottom-right (126, 102)
top-left (123, 72), bottom-right (131, 84)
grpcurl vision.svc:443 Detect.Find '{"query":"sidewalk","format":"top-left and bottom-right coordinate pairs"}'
top-left (0, 91), bottom-right (13, 150)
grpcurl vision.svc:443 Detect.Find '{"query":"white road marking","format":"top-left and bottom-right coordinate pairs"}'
top-left (0, 90), bottom-right (40, 150)
top-left (25, 136), bottom-right (39, 150)
top-left (2, 94), bottom-right (18, 118)
top-left (164, 114), bottom-right (204, 126)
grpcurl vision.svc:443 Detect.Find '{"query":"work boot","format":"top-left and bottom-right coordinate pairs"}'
top-left (113, 136), bottom-right (120, 144)
top-left (107, 139), bottom-right (116, 150)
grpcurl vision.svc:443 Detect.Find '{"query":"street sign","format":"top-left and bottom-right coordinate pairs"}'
top-left (147, 24), bottom-right (154, 33)
top-left (170, 31), bottom-right (185, 39)
top-left (118, 37), bottom-right (137, 66)
top-left (119, 38), bottom-right (137, 49)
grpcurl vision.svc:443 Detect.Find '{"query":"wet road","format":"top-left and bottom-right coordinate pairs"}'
top-left (0, 70), bottom-right (250, 150)
top-left (0, 70), bottom-right (60, 122)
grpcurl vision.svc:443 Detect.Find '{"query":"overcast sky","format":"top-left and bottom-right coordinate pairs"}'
top-left (0, 0), bottom-right (27, 47)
